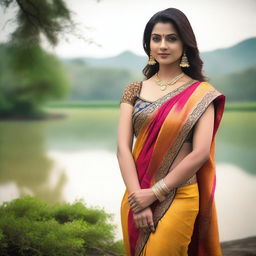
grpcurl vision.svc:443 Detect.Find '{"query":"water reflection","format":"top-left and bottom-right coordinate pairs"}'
top-left (215, 163), bottom-right (256, 241)
top-left (0, 108), bottom-right (255, 242)
top-left (47, 149), bottom-right (125, 239)
top-left (217, 111), bottom-right (256, 174)
top-left (0, 121), bottom-right (66, 203)
top-left (47, 150), bottom-right (256, 242)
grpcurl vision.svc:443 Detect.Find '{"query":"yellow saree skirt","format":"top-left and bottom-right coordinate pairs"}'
top-left (137, 183), bottom-right (199, 256)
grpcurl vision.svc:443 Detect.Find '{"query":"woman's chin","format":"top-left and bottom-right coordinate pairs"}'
top-left (157, 58), bottom-right (180, 66)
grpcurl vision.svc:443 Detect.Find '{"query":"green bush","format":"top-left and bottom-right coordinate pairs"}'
top-left (0, 196), bottom-right (124, 256)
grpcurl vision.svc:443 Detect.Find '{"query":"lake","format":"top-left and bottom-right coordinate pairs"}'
top-left (0, 107), bottom-right (255, 242)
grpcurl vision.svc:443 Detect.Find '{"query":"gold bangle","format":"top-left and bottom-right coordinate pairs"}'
top-left (152, 182), bottom-right (166, 202)
top-left (159, 179), bottom-right (170, 194)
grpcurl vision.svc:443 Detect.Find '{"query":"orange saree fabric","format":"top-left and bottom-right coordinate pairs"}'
top-left (120, 80), bottom-right (225, 256)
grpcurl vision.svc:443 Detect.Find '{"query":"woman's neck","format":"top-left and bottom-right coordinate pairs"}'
top-left (157, 64), bottom-right (183, 81)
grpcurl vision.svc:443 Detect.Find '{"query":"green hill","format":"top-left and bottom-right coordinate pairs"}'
top-left (202, 38), bottom-right (256, 77)
top-left (211, 66), bottom-right (256, 102)
top-left (62, 60), bottom-right (141, 100)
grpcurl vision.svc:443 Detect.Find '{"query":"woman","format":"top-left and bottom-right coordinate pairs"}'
top-left (117, 8), bottom-right (225, 256)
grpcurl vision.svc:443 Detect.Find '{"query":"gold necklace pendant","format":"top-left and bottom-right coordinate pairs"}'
top-left (160, 85), bottom-right (167, 91)
top-left (154, 72), bottom-right (184, 90)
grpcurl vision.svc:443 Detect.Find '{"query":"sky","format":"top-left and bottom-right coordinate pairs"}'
top-left (0, 0), bottom-right (256, 58)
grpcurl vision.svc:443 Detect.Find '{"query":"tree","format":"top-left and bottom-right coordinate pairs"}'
top-left (0, 0), bottom-right (94, 116)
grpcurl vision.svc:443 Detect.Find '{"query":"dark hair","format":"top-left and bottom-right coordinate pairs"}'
top-left (142, 8), bottom-right (207, 81)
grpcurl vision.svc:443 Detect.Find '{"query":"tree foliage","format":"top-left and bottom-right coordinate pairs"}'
top-left (1, 0), bottom-right (74, 46)
top-left (0, 43), bottom-right (70, 116)
top-left (0, 196), bottom-right (124, 256)
top-left (0, 0), bottom-right (83, 116)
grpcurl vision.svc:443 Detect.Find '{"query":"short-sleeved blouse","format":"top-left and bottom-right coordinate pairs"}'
top-left (119, 81), bottom-right (193, 142)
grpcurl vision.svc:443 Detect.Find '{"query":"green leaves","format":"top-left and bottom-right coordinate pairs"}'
top-left (0, 44), bottom-right (70, 116)
top-left (0, 196), bottom-right (124, 256)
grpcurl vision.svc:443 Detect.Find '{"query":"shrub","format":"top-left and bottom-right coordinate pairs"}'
top-left (0, 196), bottom-right (124, 256)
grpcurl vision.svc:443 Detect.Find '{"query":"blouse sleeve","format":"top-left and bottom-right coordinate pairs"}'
top-left (119, 82), bottom-right (141, 106)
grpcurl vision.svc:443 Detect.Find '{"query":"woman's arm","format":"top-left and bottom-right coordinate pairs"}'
top-left (163, 102), bottom-right (215, 190)
top-left (117, 102), bottom-right (155, 232)
top-left (116, 102), bottom-right (141, 194)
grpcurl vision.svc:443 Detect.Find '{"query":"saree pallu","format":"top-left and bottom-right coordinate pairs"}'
top-left (120, 80), bottom-right (225, 256)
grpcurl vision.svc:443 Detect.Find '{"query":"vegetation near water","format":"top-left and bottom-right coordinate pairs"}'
top-left (45, 100), bottom-right (256, 111)
top-left (0, 196), bottom-right (124, 256)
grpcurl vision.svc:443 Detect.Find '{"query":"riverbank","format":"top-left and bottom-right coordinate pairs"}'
top-left (221, 236), bottom-right (256, 256)
top-left (45, 100), bottom-right (256, 111)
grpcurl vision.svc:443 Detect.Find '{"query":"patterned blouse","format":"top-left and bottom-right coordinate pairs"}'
top-left (120, 81), bottom-right (194, 142)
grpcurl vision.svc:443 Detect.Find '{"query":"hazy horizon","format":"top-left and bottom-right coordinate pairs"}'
top-left (1, 0), bottom-right (256, 58)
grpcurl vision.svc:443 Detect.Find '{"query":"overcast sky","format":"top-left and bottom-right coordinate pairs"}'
top-left (1, 0), bottom-right (256, 58)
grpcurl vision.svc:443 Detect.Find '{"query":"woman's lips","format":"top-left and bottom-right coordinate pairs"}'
top-left (158, 53), bottom-right (170, 58)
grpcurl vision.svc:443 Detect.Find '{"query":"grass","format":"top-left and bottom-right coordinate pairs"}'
top-left (45, 100), bottom-right (119, 109)
top-left (224, 101), bottom-right (256, 111)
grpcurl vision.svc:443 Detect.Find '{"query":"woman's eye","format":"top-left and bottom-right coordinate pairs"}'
top-left (152, 37), bottom-right (160, 41)
top-left (168, 37), bottom-right (177, 41)
top-left (152, 36), bottom-right (177, 42)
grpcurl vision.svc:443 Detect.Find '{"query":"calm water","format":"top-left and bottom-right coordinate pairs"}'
top-left (0, 108), bottom-right (255, 242)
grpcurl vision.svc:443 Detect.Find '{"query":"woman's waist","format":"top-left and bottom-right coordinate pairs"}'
top-left (178, 174), bottom-right (197, 188)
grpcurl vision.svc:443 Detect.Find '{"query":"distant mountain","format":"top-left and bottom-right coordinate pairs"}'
top-left (63, 37), bottom-right (256, 78)
top-left (63, 50), bottom-right (147, 73)
top-left (202, 37), bottom-right (256, 77)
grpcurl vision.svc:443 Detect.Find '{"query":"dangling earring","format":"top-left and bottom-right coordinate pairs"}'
top-left (148, 52), bottom-right (156, 65)
top-left (180, 51), bottom-right (190, 67)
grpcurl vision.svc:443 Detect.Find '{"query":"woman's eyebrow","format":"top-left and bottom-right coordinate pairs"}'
top-left (151, 33), bottom-right (177, 36)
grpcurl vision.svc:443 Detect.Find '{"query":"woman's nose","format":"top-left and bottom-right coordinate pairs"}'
top-left (160, 39), bottom-right (167, 49)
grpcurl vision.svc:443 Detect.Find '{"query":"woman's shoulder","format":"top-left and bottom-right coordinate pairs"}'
top-left (199, 81), bottom-right (225, 96)
top-left (124, 81), bottom-right (142, 91)
top-left (119, 81), bottom-right (142, 106)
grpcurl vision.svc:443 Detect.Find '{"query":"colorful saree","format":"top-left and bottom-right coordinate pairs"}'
top-left (120, 80), bottom-right (225, 256)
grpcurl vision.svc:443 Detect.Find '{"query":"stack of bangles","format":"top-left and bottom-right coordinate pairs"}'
top-left (151, 179), bottom-right (170, 202)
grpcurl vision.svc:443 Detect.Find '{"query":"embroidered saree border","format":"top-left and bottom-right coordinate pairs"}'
top-left (132, 79), bottom-right (198, 138)
top-left (134, 87), bottom-right (222, 256)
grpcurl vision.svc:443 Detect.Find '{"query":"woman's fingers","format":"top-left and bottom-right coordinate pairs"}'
top-left (128, 197), bottom-right (138, 208)
top-left (128, 193), bottom-right (135, 202)
top-left (133, 208), bottom-right (155, 233)
top-left (134, 215), bottom-right (139, 229)
top-left (146, 214), bottom-right (155, 233)
top-left (129, 197), bottom-right (144, 213)
top-left (130, 200), bottom-right (136, 209)
top-left (141, 215), bottom-right (148, 232)
top-left (138, 216), bottom-right (144, 230)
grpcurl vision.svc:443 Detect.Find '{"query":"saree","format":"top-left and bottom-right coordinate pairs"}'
top-left (120, 80), bottom-right (225, 256)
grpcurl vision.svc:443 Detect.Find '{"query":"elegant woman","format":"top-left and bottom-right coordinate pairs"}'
top-left (117, 8), bottom-right (225, 256)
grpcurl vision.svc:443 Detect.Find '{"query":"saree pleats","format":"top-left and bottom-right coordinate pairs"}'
top-left (141, 183), bottom-right (199, 256)
top-left (120, 81), bottom-right (225, 256)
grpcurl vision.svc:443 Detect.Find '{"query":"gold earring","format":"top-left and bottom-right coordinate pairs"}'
top-left (180, 51), bottom-right (190, 67)
top-left (148, 52), bottom-right (156, 65)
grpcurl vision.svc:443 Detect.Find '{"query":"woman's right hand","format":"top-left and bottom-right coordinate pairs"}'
top-left (133, 207), bottom-right (155, 233)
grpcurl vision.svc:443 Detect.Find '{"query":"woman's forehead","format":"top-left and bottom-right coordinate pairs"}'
top-left (151, 22), bottom-right (177, 34)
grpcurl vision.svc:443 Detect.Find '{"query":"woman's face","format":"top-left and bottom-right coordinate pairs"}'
top-left (150, 22), bottom-right (184, 66)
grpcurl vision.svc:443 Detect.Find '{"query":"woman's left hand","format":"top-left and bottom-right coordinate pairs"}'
top-left (128, 188), bottom-right (157, 213)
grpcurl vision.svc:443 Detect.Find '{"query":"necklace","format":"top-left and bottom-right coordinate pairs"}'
top-left (153, 72), bottom-right (185, 91)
